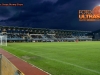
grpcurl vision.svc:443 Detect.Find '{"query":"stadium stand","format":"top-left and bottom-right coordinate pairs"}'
top-left (92, 29), bottom-right (100, 40)
top-left (0, 26), bottom-right (92, 42)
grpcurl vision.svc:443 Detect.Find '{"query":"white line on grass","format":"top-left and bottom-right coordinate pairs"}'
top-left (6, 46), bottom-right (100, 74)
top-left (1, 47), bottom-right (51, 75)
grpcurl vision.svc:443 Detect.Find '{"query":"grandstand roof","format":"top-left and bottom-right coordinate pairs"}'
top-left (0, 25), bottom-right (92, 33)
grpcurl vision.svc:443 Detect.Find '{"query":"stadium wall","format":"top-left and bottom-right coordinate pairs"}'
top-left (0, 54), bottom-right (24, 75)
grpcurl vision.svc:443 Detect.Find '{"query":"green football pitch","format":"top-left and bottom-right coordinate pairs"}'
top-left (1, 42), bottom-right (100, 75)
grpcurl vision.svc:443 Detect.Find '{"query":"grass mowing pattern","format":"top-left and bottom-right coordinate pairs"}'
top-left (1, 42), bottom-right (100, 75)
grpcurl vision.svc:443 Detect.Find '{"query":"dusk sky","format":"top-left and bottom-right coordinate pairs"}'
top-left (0, 0), bottom-right (100, 31)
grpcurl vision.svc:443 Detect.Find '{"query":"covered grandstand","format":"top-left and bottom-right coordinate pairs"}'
top-left (92, 29), bottom-right (100, 40)
top-left (0, 26), bottom-right (92, 42)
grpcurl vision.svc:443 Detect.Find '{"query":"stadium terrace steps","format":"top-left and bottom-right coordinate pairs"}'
top-left (0, 49), bottom-right (50, 75)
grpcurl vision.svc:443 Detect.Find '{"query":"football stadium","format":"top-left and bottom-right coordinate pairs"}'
top-left (1, 0), bottom-right (100, 75)
top-left (0, 26), bottom-right (100, 75)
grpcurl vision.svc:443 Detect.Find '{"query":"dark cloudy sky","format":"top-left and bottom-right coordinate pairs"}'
top-left (0, 0), bottom-right (100, 31)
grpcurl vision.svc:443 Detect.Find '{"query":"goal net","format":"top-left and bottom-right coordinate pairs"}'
top-left (0, 35), bottom-right (7, 46)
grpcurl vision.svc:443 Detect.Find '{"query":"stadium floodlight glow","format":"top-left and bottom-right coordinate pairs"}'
top-left (0, 35), bottom-right (7, 46)
top-left (97, 4), bottom-right (100, 6)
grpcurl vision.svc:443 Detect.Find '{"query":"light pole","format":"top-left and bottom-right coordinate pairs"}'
top-left (0, 54), bottom-right (2, 75)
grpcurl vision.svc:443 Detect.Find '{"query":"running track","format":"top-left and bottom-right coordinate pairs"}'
top-left (0, 48), bottom-right (50, 75)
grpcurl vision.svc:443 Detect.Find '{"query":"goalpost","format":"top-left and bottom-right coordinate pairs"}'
top-left (0, 35), bottom-right (7, 46)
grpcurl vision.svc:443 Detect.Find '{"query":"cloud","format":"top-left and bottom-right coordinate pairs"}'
top-left (1, 0), bottom-right (55, 21)
top-left (0, 0), bottom-right (100, 31)
top-left (55, 0), bottom-right (72, 5)
top-left (0, 7), bottom-right (10, 17)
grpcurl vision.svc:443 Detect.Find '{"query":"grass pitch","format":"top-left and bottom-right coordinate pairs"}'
top-left (1, 42), bottom-right (100, 75)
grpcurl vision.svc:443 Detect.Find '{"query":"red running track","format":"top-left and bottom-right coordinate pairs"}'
top-left (0, 48), bottom-right (50, 75)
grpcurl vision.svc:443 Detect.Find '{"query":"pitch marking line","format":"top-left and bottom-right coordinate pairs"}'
top-left (5, 46), bottom-right (100, 74)
top-left (1, 47), bottom-right (51, 75)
